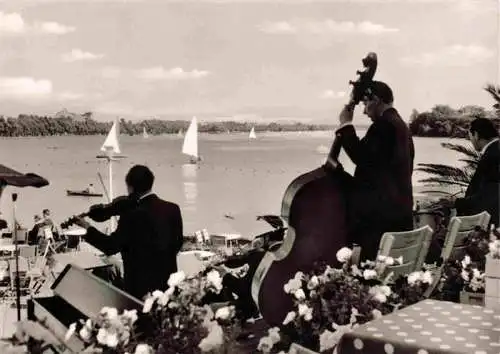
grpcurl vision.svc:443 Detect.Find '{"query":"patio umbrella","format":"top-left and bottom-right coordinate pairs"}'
top-left (0, 164), bottom-right (49, 188)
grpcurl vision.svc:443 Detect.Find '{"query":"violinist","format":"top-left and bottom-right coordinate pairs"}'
top-left (337, 81), bottom-right (415, 261)
top-left (72, 165), bottom-right (184, 299)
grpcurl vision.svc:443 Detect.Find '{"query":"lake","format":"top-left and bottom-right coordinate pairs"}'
top-left (0, 131), bottom-right (466, 237)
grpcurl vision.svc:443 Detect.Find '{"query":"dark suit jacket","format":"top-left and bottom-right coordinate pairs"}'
top-left (337, 107), bottom-right (415, 235)
top-left (84, 194), bottom-right (184, 299)
top-left (456, 139), bottom-right (500, 227)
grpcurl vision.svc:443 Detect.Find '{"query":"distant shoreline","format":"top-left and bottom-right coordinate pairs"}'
top-left (0, 114), bottom-right (365, 137)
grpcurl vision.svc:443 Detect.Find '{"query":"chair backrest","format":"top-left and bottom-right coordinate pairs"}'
top-left (377, 225), bottom-right (434, 278)
top-left (43, 226), bottom-right (54, 240)
top-left (441, 211), bottom-right (491, 262)
top-left (18, 245), bottom-right (37, 259)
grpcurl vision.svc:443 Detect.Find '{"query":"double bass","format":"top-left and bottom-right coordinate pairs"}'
top-left (251, 53), bottom-right (378, 326)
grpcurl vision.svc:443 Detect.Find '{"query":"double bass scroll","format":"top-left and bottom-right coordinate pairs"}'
top-left (251, 53), bottom-right (378, 326)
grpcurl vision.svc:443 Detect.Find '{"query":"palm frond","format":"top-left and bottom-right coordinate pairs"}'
top-left (416, 163), bottom-right (470, 177)
top-left (458, 158), bottom-right (479, 168)
top-left (440, 142), bottom-right (480, 160)
top-left (485, 83), bottom-right (500, 104)
top-left (418, 178), bottom-right (469, 187)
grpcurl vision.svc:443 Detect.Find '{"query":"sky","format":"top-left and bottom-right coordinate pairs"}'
top-left (0, 0), bottom-right (498, 124)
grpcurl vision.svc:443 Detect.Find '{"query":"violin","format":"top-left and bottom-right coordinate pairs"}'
top-left (251, 53), bottom-right (378, 326)
top-left (60, 195), bottom-right (137, 229)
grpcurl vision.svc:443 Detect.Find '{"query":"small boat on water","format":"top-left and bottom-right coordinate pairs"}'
top-left (249, 127), bottom-right (257, 139)
top-left (182, 116), bottom-right (202, 164)
top-left (66, 190), bottom-right (103, 197)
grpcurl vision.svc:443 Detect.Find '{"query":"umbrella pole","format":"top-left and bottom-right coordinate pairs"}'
top-left (12, 193), bottom-right (21, 322)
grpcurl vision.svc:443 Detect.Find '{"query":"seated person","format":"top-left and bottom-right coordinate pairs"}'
top-left (86, 184), bottom-right (95, 194)
top-left (336, 81), bottom-right (415, 261)
top-left (28, 215), bottom-right (43, 245)
top-left (41, 208), bottom-right (61, 241)
top-left (443, 118), bottom-right (499, 227)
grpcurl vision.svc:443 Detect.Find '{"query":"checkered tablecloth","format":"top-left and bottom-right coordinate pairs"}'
top-left (338, 299), bottom-right (500, 354)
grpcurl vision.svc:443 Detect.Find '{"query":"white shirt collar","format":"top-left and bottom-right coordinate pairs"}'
top-left (138, 191), bottom-right (154, 201)
top-left (481, 137), bottom-right (499, 155)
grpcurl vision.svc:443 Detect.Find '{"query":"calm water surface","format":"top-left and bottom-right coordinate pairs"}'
top-left (0, 131), bottom-right (466, 237)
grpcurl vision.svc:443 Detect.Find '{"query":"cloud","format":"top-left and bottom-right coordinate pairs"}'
top-left (62, 49), bottom-right (104, 62)
top-left (0, 11), bottom-right (74, 35)
top-left (401, 45), bottom-right (494, 67)
top-left (135, 66), bottom-right (210, 80)
top-left (0, 77), bottom-right (53, 98)
top-left (321, 90), bottom-right (346, 99)
top-left (259, 20), bottom-right (399, 35)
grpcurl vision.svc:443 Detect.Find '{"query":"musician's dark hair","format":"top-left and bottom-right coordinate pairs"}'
top-left (42, 209), bottom-right (49, 215)
top-left (469, 118), bottom-right (499, 140)
top-left (367, 81), bottom-right (394, 104)
top-left (125, 165), bottom-right (154, 194)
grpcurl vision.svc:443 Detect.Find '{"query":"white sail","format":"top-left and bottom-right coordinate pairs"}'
top-left (249, 127), bottom-right (257, 139)
top-left (143, 127), bottom-right (149, 138)
top-left (182, 116), bottom-right (198, 159)
top-left (100, 120), bottom-right (121, 154)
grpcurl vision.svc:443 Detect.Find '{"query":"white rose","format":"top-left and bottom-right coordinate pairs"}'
top-left (215, 306), bottom-right (232, 320)
top-left (461, 255), bottom-right (471, 268)
top-left (336, 247), bottom-right (353, 263)
top-left (142, 297), bottom-right (155, 313)
top-left (298, 304), bottom-right (313, 321)
top-left (421, 271), bottom-right (433, 284)
top-left (122, 309), bottom-right (138, 324)
top-left (307, 275), bottom-right (319, 289)
top-left (105, 332), bottom-right (119, 348)
top-left (198, 323), bottom-right (224, 352)
top-left (294, 289), bottom-right (306, 300)
top-left (267, 327), bottom-right (280, 344)
top-left (363, 269), bottom-right (378, 280)
top-left (319, 329), bottom-right (338, 352)
top-left (134, 344), bottom-right (153, 354)
top-left (283, 277), bottom-right (302, 294)
top-left (407, 271), bottom-right (421, 285)
top-left (282, 311), bottom-right (296, 325)
top-left (206, 270), bottom-right (223, 293)
top-left (100, 306), bottom-right (118, 320)
top-left (96, 328), bottom-right (108, 345)
top-left (168, 271), bottom-right (186, 288)
top-left (79, 326), bottom-right (91, 341)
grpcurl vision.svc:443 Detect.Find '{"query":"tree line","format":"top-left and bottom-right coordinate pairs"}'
top-left (0, 114), bottom-right (333, 137)
top-left (409, 104), bottom-right (500, 138)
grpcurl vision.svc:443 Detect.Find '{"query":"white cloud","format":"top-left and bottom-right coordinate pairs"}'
top-left (0, 77), bottom-right (53, 98)
top-left (62, 49), bottom-right (104, 62)
top-left (321, 90), bottom-right (346, 99)
top-left (0, 11), bottom-right (74, 35)
top-left (0, 12), bottom-right (25, 34)
top-left (135, 66), bottom-right (210, 80)
top-left (401, 45), bottom-right (494, 67)
top-left (259, 20), bottom-right (399, 35)
top-left (35, 22), bottom-right (75, 35)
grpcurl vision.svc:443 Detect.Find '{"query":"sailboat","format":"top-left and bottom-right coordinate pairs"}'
top-left (143, 127), bottom-right (149, 139)
top-left (249, 126), bottom-right (257, 139)
top-left (182, 116), bottom-right (201, 164)
top-left (100, 120), bottom-right (121, 155)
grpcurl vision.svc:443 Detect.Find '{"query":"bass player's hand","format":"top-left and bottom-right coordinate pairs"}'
top-left (339, 105), bottom-right (354, 125)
